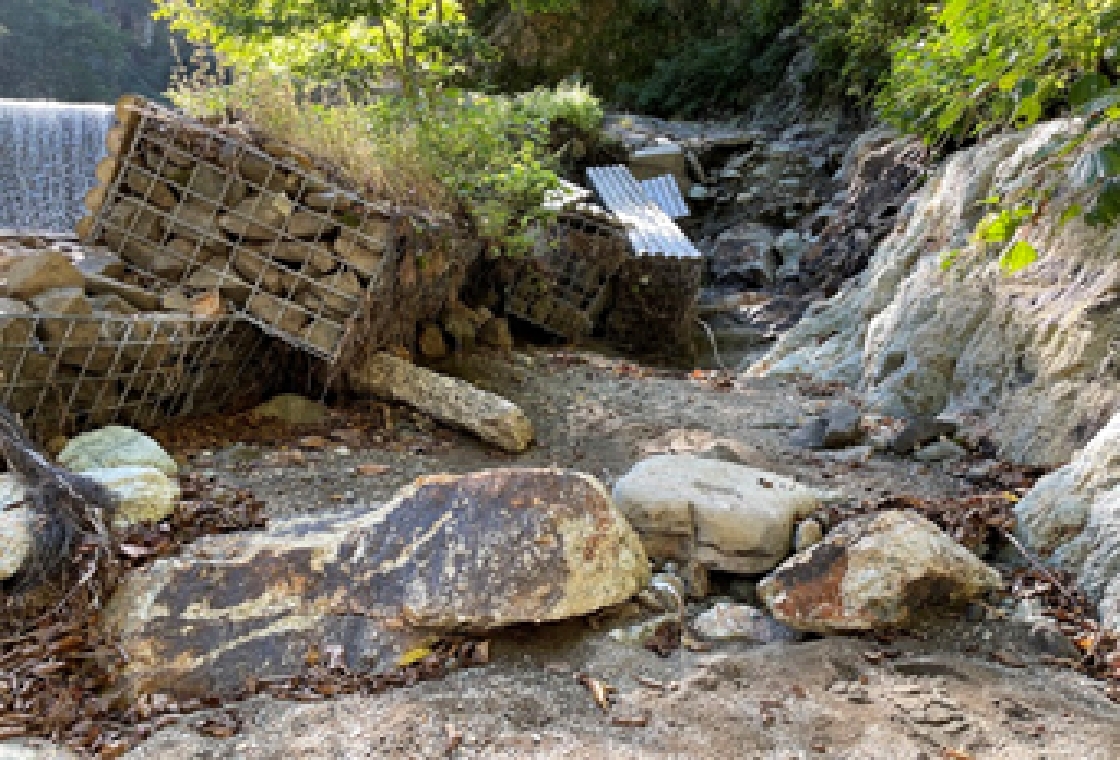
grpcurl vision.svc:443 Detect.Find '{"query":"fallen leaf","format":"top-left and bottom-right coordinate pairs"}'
top-left (190, 291), bottom-right (221, 318)
top-left (611, 713), bottom-right (649, 727)
top-left (356, 463), bottom-right (390, 477)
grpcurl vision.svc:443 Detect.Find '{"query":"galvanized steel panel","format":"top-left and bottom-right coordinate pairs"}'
top-left (586, 165), bottom-right (700, 259)
top-left (640, 174), bottom-right (690, 219)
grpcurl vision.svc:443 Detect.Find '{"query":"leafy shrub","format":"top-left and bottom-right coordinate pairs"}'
top-left (169, 70), bottom-right (579, 254)
top-left (801, 0), bottom-right (929, 104)
top-left (878, 0), bottom-right (1120, 145)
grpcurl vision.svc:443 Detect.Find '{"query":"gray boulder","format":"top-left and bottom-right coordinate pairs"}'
top-left (58, 425), bottom-right (178, 477)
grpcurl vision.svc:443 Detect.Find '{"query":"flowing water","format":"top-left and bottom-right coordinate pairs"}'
top-left (0, 100), bottom-right (113, 232)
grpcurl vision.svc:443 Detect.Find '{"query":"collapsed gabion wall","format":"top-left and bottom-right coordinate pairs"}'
top-left (505, 209), bottom-right (629, 340)
top-left (0, 313), bottom-right (267, 443)
top-left (80, 99), bottom-right (478, 364)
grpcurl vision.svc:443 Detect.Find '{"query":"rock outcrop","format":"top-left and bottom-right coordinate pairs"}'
top-left (611, 455), bottom-right (829, 574)
top-left (1016, 411), bottom-right (1120, 616)
top-left (759, 510), bottom-right (1003, 633)
top-left (105, 468), bottom-right (648, 698)
top-left (751, 119), bottom-right (1120, 466)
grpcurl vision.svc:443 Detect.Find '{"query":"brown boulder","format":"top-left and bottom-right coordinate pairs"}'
top-left (105, 469), bottom-right (648, 698)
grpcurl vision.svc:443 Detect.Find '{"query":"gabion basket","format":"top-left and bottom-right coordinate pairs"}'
top-left (505, 210), bottom-right (629, 339)
top-left (82, 100), bottom-right (468, 363)
top-left (0, 312), bottom-right (267, 443)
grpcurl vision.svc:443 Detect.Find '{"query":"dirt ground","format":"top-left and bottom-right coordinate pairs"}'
top-left (121, 347), bottom-right (1120, 759)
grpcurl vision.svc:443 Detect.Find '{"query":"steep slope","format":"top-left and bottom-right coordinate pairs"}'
top-left (751, 118), bottom-right (1120, 466)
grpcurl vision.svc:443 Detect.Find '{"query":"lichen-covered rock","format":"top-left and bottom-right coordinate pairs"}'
top-left (82, 466), bottom-right (180, 528)
top-left (347, 352), bottom-right (533, 453)
top-left (611, 455), bottom-right (828, 574)
top-left (759, 510), bottom-right (1002, 633)
top-left (58, 425), bottom-right (177, 477)
top-left (751, 118), bottom-right (1120, 466)
top-left (104, 468), bottom-right (647, 698)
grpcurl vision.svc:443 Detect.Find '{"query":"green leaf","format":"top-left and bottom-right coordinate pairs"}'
top-left (1069, 72), bottom-right (1111, 106)
top-left (940, 249), bottom-right (960, 271)
top-left (1086, 181), bottom-right (1120, 226)
top-left (1058, 203), bottom-right (1084, 227)
top-left (976, 210), bottom-right (1017, 243)
top-left (999, 240), bottom-right (1038, 274)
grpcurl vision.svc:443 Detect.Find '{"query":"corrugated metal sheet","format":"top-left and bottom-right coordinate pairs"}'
top-left (586, 165), bottom-right (701, 259)
top-left (640, 174), bottom-right (690, 219)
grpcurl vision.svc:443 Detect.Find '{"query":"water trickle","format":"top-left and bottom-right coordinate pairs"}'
top-left (0, 100), bottom-right (114, 233)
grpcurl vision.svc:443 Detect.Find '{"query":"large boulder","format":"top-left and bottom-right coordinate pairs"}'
top-left (758, 510), bottom-right (1002, 633)
top-left (58, 425), bottom-right (177, 477)
top-left (1015, 411), bottom-right (1120, 566)
top-left (611, 455), bottom-right (828, 574)
top-left (83, 466), bottom-right (180, 528)
top-left (104, 468), bottom-right (648, 698)
top-left (751, 118), bottom-right (1120, 466)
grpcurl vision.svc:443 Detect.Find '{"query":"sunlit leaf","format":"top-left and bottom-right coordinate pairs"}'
top-left (999, 240), bottom-right (1038, 273)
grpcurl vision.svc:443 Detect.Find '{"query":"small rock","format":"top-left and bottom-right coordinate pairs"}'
top-left (477, 317), bottom-right (514, 352)
top-left (83, 466), bottom-right (180, 528)
top-left (759, 510), bottom-right (1003, 633)
top-left (914, 439), bottom-right (967, 462)
top-left (608, 613), bottom-right (678, 646)
top-left (58, 425), bottom-right (177, 477)
top-left (0, 252), bottom-right (85, 300)
top-left (250, 394), bottom-right (329, 425)
top-left (794, 518), bottom-right (823, 551)
top-left (691, 603), bottom-right (801, 643)
top-left (791, 403), bottom-right (864, 450)
top-left (0, 474), bottom-right (31, 581)
top-left (888, 417), bottom-right (958, 456)
top-left (418, 322), bottom-right (448, 359)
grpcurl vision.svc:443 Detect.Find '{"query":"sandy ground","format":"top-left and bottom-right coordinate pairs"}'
top-left (120, 348), bottom-right (1120, 759)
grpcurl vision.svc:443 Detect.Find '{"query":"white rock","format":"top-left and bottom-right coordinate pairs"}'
top-left (0, 474), bottom-right (31, 581)
top-left (759, 510), bottom-right (1002, 633)
top-left (83, 466), bottom-right (180, 528)
top-left (612, 455), bottom-right (829, 574)
top-left (58, 425), bottom-right (177, 476)
top-left (794, 518), bottom-right (823, 551)
top-left (691, 602), bottom-right (800, 643)
top-left (250, 394), bottom-right (329, 425)
top-left (750, 119), bottom-right (1120, 466)
top-left (914, 439), bottom-right (967, 462)
top-left (0, 740), bottom-right (79, 759)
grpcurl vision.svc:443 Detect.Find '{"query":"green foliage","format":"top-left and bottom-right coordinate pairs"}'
top-left (878, 0), bottom-right (1120, 145)
top-left (801, 0), bottom-right (929, 104)
top-left (999, 241), bottom-right (1039, 274)
top-left (513, 82), bottom-right (603, 133)
top-left (0, 0), bottom-right (174, 102)
top-left (172, 72), bottom-right (588, 254)
top-left (620, 20), bottom-right (799, 118)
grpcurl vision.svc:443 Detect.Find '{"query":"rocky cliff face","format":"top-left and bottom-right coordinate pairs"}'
top-left (751, 118), bottom-right (1120, 466)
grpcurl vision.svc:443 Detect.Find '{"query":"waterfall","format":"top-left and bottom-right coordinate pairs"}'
top-left (0, 100), bottom-right (114, 233)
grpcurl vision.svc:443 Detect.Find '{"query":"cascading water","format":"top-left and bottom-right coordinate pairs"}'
top-left (0, 100), bottom-right (114, 233)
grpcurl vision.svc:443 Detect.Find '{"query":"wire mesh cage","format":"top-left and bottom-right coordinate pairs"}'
top-left (604, 256), bottom-right (703, 359)
top-left (81, 100), bottom-right (467, 363)
top-left (0, 312), bottom-right (267, 443)
top-left (505, 210), bottom-right (629, 339)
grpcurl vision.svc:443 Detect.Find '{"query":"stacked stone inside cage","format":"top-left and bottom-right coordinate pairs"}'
top-left (0, 312), bottom-right (266, 442)
top-left (505, 210), bottom-right (629, 339)
top-left (83, 102), bottom-right (437, 363)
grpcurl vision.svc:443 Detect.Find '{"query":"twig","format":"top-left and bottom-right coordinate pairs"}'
top-left (1000, 528), bottom-right (1079, 602)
